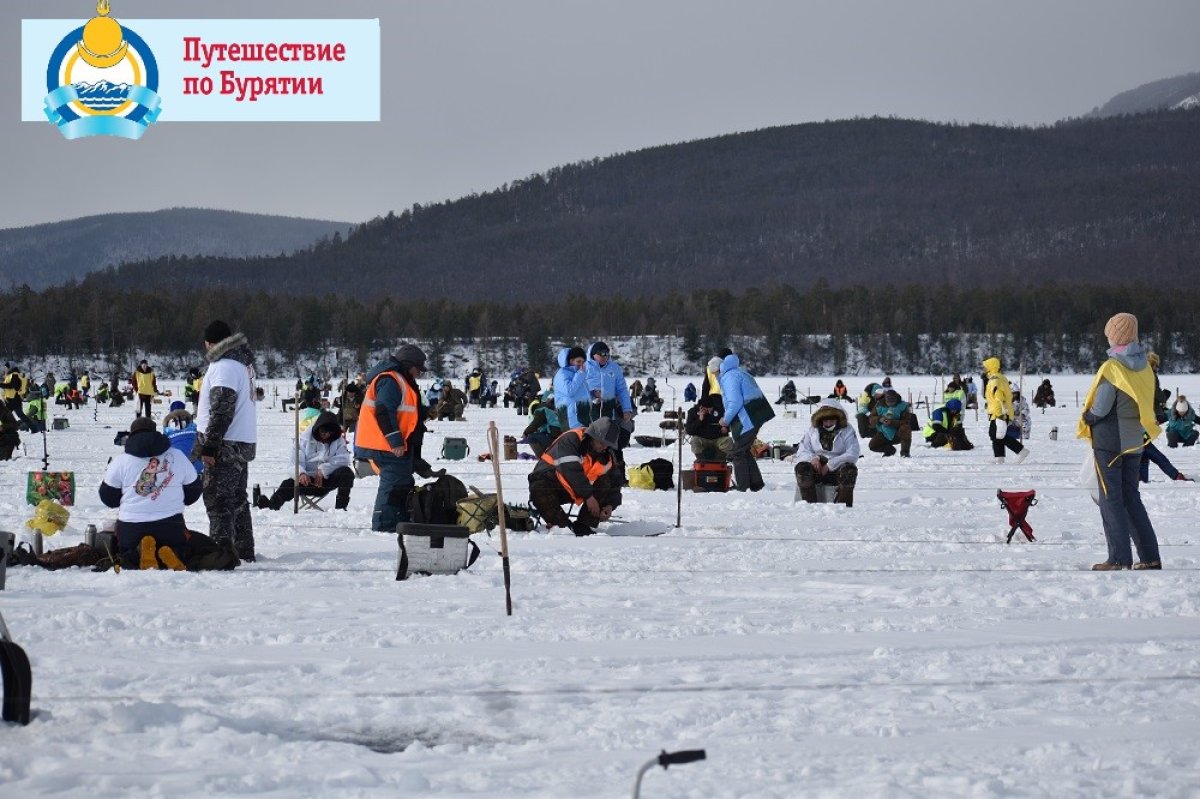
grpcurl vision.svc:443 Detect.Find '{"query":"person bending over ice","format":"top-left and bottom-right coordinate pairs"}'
top-left (527, 418), bottom-right (623, 537)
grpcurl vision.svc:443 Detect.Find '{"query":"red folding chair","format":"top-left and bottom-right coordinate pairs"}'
top-left (997, 489), bottom-right (1037, 544)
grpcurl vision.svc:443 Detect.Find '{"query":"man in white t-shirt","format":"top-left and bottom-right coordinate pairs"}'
top-left (194, 320), bottom-right (258, 561)
top-left (100, 416), bottom-right (202, 567)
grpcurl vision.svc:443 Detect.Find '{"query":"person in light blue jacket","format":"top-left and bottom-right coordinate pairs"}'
top-left (718, 353), bottom-right (774, 492)
top-left (585, 341), bottom-right (634, 482)
top-left (553, 346), bottom-right (590, 430)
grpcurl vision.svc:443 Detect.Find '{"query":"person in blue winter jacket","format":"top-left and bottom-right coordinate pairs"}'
top-left (553, 346), bottom-right (590, 430)
top-left (163, 400), bottom-right (203, 475)
top-left (717, 353), bottom-right (774, 492)
top-left (584, 341), bottom-right (634, 483)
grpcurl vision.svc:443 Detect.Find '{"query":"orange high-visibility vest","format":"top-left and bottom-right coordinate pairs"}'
top-left (539, 429), bottom-right (611, 504)
top-left (356, 370), bottom-right (419, 452)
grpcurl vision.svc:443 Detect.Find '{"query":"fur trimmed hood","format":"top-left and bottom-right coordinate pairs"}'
top-left (205, 333), bottom-right (253, 365)
top-left (810, 399), bottom-right (848, 428)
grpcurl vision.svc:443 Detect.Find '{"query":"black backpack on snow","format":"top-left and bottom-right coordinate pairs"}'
top-left (407, 474), bottom-right (469, 525)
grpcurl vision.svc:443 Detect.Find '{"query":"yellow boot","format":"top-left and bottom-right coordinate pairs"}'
top-left (157, 546), bottom-right (186, 572)
top-left (139, 536), bottom-right (159, 570)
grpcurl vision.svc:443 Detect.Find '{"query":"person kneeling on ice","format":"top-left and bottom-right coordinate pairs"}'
top-left (527, 418), bottom-right (623, 537)
top-left (869, 390), bottom-right (913, 457)
top-left (922, 398), bottom-right (974, 450)
top-left (256, 411), bottom-right (355, 511)
top-left (794, 400), bottom-right (860, 507)
top-left (99, 417), bottom-right (203, 569)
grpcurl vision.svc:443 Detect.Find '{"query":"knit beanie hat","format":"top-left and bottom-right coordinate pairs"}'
top-left (395, 344), bottom-right (428, 371)
top-left (204, 320), bottom-right (233, 344)
top-left (707, 356), bottom-right (723, 374)
top-left (130, 417), bottom-right (156, 435)
top-left (169, 400), bottom-right (186, 412)
top-left (1104, 313), bottom-right (1138, 347)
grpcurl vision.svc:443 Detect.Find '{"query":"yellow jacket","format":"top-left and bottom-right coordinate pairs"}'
top-left (982, 358), bottom-right (1012, 421)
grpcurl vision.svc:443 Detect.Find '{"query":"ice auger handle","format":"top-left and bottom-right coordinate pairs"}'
top-left (632, 748), bottom-right (707, 799)
top-left (659, 749), bottom-right (707, 767)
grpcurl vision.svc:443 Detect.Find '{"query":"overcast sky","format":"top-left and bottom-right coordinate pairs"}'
top-left (2, 0), bottom-right (1197, 230)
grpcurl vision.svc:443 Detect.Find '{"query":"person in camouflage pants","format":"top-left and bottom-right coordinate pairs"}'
top-left (193, 321), bottom-right (258, 561)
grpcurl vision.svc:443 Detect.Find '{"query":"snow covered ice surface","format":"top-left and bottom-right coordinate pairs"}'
top-left (2, 374), bottom-right (1199, 798)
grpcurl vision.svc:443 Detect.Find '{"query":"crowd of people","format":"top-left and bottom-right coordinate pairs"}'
top-left (3, 310), bottom-right (1193, 574)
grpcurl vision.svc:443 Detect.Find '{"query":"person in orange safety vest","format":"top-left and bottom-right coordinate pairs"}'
top-left (527, 418), bottom-right (623, 537)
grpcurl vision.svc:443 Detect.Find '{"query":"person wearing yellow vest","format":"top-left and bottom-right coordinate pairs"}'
top-left (527, 418), bottom-right (622, 536)
top-left (355, 344), bottom-right (433, 532)
top-left (132, 359), bottom-right (159, 419)
top-left (1, 363), bottom-right (32, 430)
top-left (1079, 313), bottom-right (1162, 571)
top-left (982, 356), bottom-right (1028, 464)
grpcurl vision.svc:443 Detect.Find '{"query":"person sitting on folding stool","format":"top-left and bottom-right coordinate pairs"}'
top-left (255, 411), bottom-right (355, 511)
top-left (527, 418), bottom-right (623, 536)
top-left (795, 399), bottom-right (860, 507)
top-left (685, 395), bottom-right (733, 461)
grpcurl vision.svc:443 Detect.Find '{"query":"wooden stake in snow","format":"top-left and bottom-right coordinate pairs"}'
top-left (292, 388), bottom-right (301, 514)
top-left (675, 406), bottom-right (683, 529)
top-left (486, 421), bottom-right (514, 616)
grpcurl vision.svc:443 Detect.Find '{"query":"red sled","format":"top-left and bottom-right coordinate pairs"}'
top-left (997, 489), bottom-right (1037, 544)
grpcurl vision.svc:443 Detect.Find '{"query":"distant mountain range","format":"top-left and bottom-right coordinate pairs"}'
top-left (77, 108), bottom-right (1200, 302)
top-left (0, 208), bottom-right (351, 290)
top-left (1090, 71), bottom-right (1200, 117)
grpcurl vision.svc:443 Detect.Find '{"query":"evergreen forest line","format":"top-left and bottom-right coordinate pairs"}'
top-left (2, 281), bottom-right (1197, 375)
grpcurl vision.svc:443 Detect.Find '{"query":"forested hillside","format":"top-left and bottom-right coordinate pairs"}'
top-left (75, 110), bottom-right (1200, 301)
top-left (0, 208), bottom-right (350, 290)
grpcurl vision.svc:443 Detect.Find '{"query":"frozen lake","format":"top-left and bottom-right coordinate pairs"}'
top-left (1, 372), bottom-right (1198, 797)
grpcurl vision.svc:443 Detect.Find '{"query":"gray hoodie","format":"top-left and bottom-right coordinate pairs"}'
top-left (1083, 342), bottom-right (1149, 456)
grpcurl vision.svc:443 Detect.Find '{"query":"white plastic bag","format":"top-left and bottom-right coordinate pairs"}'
top-left (1079, 449), bottom-right (1100, 505)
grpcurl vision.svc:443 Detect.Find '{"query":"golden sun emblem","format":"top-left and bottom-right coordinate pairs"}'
top-left (77, 0), bottom-right (129, 68)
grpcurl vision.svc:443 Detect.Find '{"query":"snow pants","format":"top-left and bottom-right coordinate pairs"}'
top-left (1095, 449), bottom-right (1160, 567)
top-left (202, 441), bottom-right (256, 559)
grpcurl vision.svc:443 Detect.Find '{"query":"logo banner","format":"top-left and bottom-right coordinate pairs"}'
top-left (23, 7), bottom-right (380, 139)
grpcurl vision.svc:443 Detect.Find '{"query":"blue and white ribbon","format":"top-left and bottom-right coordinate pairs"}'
top-left (43, 84), bottom-right (162, 140)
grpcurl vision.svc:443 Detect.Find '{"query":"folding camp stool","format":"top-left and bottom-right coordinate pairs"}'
top-left (997, 489), bottom-right (1037, 543)
top-left (296, 486), bottom-right (329, 512)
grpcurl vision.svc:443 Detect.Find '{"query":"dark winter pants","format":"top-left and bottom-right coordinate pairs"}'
top-left (795, 462), bottom-right (857, 493)
top-left (371, 455), bottom-right (414, 532)
top-left (855, 413), bottom-right (873, 438)
top-left (202, 441), bottom-right (256, 559)
top-left (528, 473), bottom-right (622, 532)
top-left (117, 514), bottom-right (191, 557)
top-left (1166, 428), bottom-right (1197, 448)
top-left (1095, 449), bottom-right (1160, 567)
top-left (265, 466), bottom-right (355, 510)
top-left (1140, 442), bottom-right (1180, 483)
top-left (730, 430), bottom-right (764, 492)
top-left (926, 427), bottom-right (973, 451)
top-left (137, 394), bottom-right (153, 418)
top-left (870, 424), bottom-right (912, 457)
top-left (989, 419), bottom-right (1024, 458)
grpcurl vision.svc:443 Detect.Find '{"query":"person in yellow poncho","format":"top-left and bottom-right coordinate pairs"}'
top-left (1078, 313), bottom-right (1162, 571)
top-left (982, 356), bottom-right (1028, 464)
